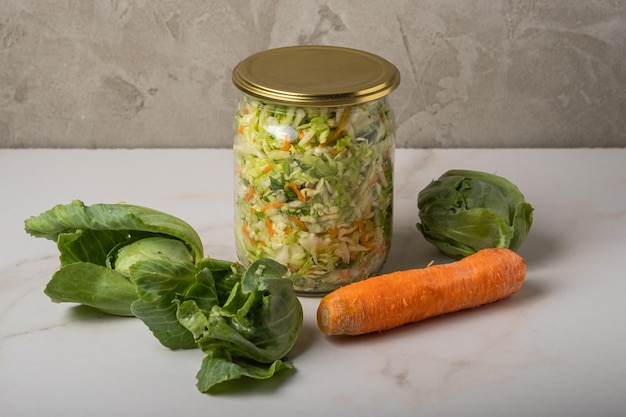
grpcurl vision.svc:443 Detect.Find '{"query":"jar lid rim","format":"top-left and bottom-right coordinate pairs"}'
top-left (232, 45), bottom-right (400, 106)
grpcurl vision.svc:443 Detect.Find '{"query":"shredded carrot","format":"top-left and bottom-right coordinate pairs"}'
top-left (285, 183), bottom-right (307, 202)
top-left (241, 221), bottom-right (254, 246)
top-left (324, 107), bottom-right (352, 146)
top-left (359, 265), bottom-right (367, 279)
top-left (281, 137), bottom-right (291, 151)
top-left (317, 248), bottom-right (526, 336)
top-left (244, 184), bottom-right (255, 201)
top-left (339, 269), bottom-right (351, 281)
top-left (355, 220), bottom-right (368, 245)
top-left (238, 125), bottom-right (244, 135)
top-left (360, 245), bottom-right (384, 266)
top-left (288, 215), bottom-right (308, 231)
top-left (368, 173), bottom-right (380, 187)
top-left (298, 131), bottom-right (305, 139)
top-left (260, 201), bottom-right (283, 212)
top-left (265, 217), bottom-right (275, 237)
top-left (262, 163), bottom-right (275, 174)
top-left (361, 241), bottom-right (375, 250)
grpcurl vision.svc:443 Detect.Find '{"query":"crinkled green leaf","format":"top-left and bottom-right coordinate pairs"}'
top-left (417, 170), bottom-right (533, 259)
top-left (44, 262), bottom-right (136, 316)
top-left (176, 258), bottom-right (303, 391)
top-left (510, 201), bottom-right (535, 250)
top-left (24, 199), bottom-right (203, 262)
top-left (56, 228), bottom-right (130, 267)
top-left (200, 258), bottom-right (245, 306)
top-left (196, 351), bottom-right (294, 393)
top-left (129, 259), bottom-right (206, 350)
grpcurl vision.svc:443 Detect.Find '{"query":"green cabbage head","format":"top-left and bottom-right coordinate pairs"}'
top-left (416, 170), bottom-right (534, 259)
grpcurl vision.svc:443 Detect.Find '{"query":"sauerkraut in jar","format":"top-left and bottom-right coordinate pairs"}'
top-left (231, 46), bottom-right (400, 294)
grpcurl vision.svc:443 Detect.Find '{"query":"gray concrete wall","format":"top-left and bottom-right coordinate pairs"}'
top-left (1, 1), bottom-right (625, 148)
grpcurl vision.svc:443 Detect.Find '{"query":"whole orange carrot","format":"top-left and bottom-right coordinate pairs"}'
top-left (317, 248), bottom-right (526, 336)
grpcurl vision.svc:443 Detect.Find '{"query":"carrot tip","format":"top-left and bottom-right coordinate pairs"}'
top-left (318, 307), bottom-right (330, 333)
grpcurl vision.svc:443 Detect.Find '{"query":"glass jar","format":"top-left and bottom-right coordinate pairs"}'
top-left (231, 45), bottom-right (400, 295)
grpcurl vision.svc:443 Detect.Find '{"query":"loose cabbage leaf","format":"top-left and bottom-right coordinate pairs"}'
top-left (196, 351), bottom-right (294, 392)
top-left (176, 258), bottom-right (303, 392)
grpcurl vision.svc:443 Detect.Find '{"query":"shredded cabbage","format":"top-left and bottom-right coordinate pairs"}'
top-left (233, 96), bottom-right (395, 293)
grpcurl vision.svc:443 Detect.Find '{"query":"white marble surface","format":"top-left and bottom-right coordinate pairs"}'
top-left (1, 148), bottom-right (625, 417)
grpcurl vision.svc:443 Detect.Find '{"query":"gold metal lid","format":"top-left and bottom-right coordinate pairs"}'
top-left (232, 45), bottom-right (400, 107)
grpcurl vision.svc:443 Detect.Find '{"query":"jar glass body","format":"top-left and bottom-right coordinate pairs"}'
top-left (233, 94), bottom-right (395, 294)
